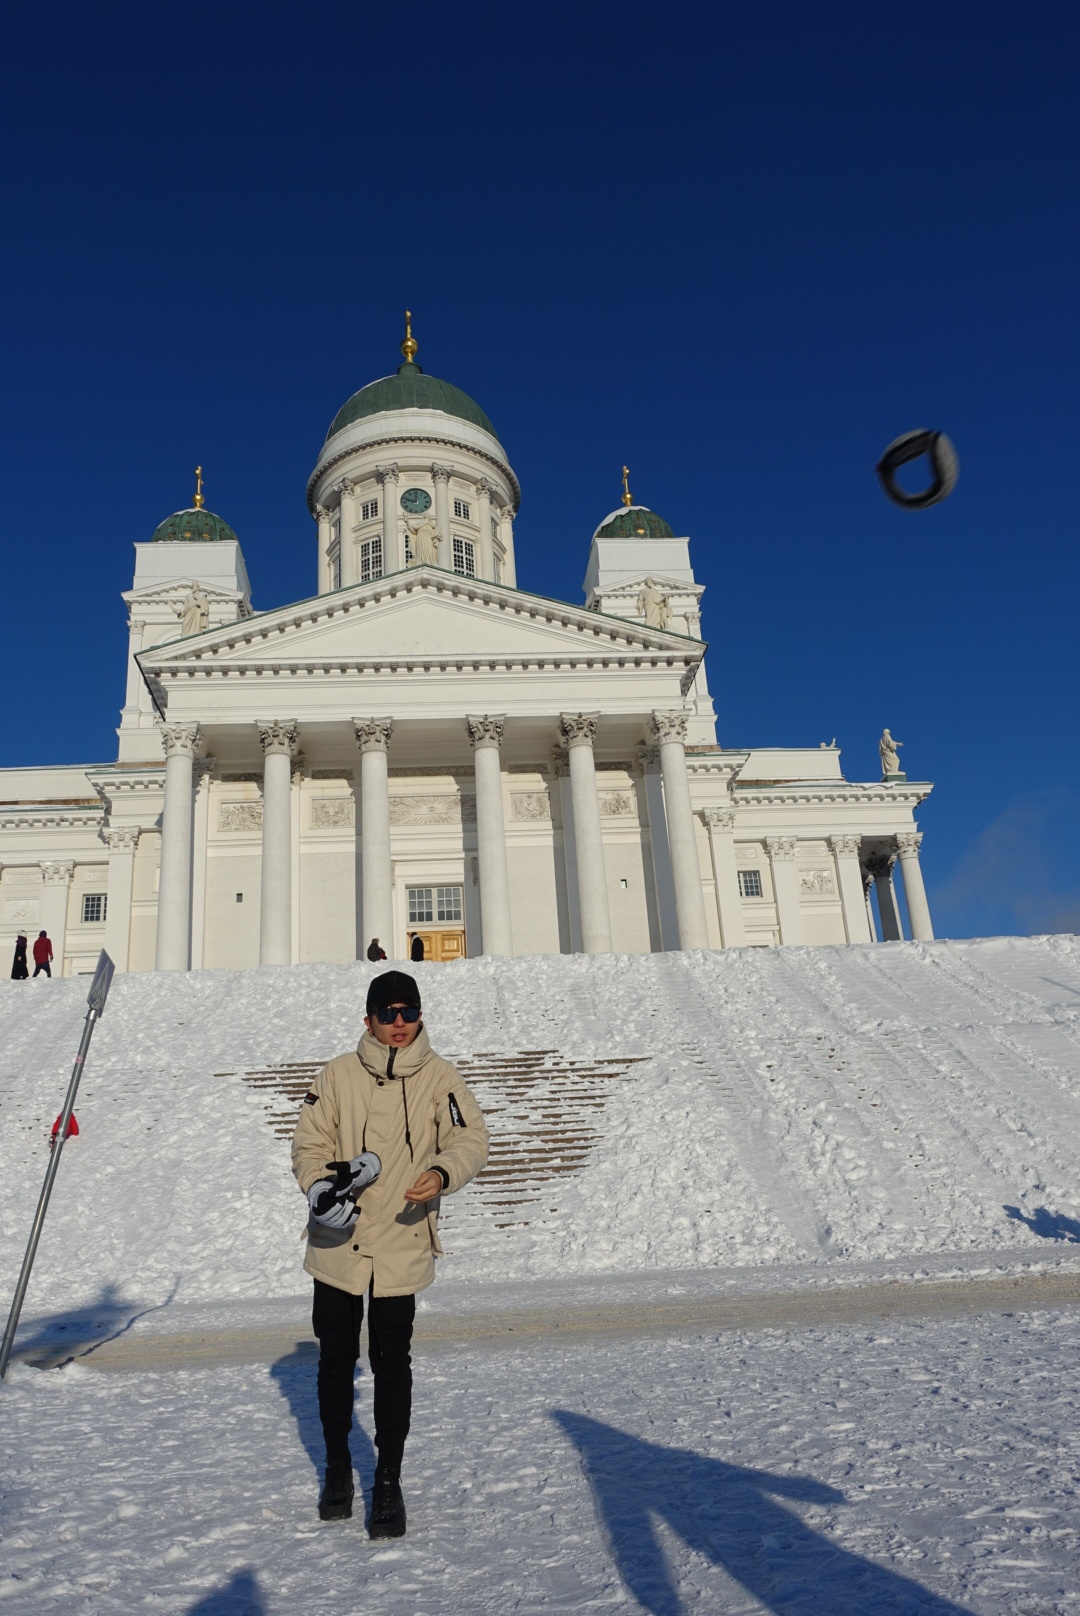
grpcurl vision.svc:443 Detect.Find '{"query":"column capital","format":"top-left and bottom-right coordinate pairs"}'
top-left (894, 831), bottom-right (923, 858)
top-left (354, 717), bottom-right (393, 754)
top-left (550, 746), bottom-right (570, 778)
top-left (649, 710), bottom-right (689, 746)
top-left (828, 833), bottom-right (862, 858)
top-left (257, 720), bottom-right (299, 757)
top-left (290, 753), bottom-right (307, 786)
top-left (467, 714), bottom-right (505, 750)
top-left (559, 712), bottom-right (599, 749)
top-left (764, 836), bottom-right (797, 861)
top-left (430, 463), bottom-right (453, 484)
top-left (865, 851), bottom-right (896, 879)
top-left (159, 722), bottom-right (202, 759)
top-left (476, 475), bottom-right (493, 495)
top-left (315, 504), bottom-right (331, 524)
top-left (701, 808), bottom-right (736, 833)
top-left (40, 860), bottom-right (74, 886)
top-left (104, 827), bottom-right (140, 854)
top-left (195, 756), bottom-right (216, 784)
top-left (338, 477), bottom-right (355, 497)
top-left (636, 741), bottom-right (661, 772)
top-left (375, 463), bottom-right (399, 486)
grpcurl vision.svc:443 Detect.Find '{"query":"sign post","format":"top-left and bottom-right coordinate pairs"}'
top-left (0, 951), bottom-right (115, 1378)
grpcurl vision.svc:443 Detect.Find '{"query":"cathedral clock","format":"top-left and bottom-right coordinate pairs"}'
top-left (400, 487), bottom-right (432, 514)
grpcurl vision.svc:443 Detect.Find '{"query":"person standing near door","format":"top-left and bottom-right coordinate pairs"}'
top-left (409, 933), bottom-right (425, 962)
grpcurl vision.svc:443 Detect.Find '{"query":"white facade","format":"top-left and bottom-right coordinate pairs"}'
top-left (0, 342), bottom-right (934, 975)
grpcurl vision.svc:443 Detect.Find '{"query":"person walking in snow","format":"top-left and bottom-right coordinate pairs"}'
top-left (32, 931), bottom-right (53, 977)
top-left (366, 937), bottom-right (387, 962)
top-left (292, 969), bottom-right (488, 1537)
top-left (11, 934), bottom-right (29, 979)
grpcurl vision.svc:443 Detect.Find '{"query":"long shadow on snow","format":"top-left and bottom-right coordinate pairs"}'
top-left (270, 1346), bottom-right (377, 1484)
top-left (1005, 1204), bottom-right (1080, 1242)
top-left (553, 1411), bottom-right (975, 1616)
top-left (11, 1281), bottom-right (179, 1367)
top-left (186, 1568), bottom-right (265, 1614)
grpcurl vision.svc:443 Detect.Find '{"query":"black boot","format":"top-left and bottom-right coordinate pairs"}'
top-left (318, 1459), bottom-right (354, 1521)
top-left (368, 1469), bottom-right (406, 1539)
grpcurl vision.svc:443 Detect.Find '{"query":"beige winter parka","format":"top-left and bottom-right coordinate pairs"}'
top-left (291, 1027), bottom-right (488, 1298)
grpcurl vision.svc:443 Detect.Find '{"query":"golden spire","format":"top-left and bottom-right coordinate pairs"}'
top-left (400, 308), bottom-right (418, 365)
top-left (193, 466), bottom-right (205, 510)
top-left (621, 465), bottom-right (633, 508)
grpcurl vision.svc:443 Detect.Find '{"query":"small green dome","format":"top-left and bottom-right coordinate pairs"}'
top-left (326, 361), bottom-right (498, 444)
top-left (595, 505), bottom-right (675, 539)
top-left (151, 507), bottom-right (238, 544)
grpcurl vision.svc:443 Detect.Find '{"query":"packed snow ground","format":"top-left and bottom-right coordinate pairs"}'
top-left (4, 1306), bottom-right (1080, 1614)
top-left (2, 936), bottom-right (1080, 1314)
top-left (4, 936), bottom-right (1080, 1615)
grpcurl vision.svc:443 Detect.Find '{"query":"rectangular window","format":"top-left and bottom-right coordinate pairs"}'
top-left (331, 551), bottom-right (341, 590)
top-left (361, 498), bottom-right (379, 521)
top-left (452, 536), bottom-right (476, 577)
top-left (408, 887), bottom-right (434, 924)
top-left (737, 869), bottom-right (763, 898)
top-left (453, 498), bottom-right (471, 520)
top-left (435, 885), bottom-right (463, 922)
top-left (494, 556), bottom-right (503, 584)
top-left (358, 537), bottom-right (383, 582)
top-left (82, 893), bottom-right (107, 924)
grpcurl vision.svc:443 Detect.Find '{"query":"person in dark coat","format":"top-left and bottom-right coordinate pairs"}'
top-left (32, 931), bottom-right (53, 977)
top-left (11, 935), bottom-right (29, 979)
top-left (366, 938), bottom-right (387, 962)
top-left (409, 934), bottom-right (425, 963)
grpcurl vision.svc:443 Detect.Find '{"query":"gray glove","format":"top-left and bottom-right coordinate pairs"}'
top-left (333, 1152), bottom-right (382, 1195)
top-left (307, 1178), bottom-right (359, 1229)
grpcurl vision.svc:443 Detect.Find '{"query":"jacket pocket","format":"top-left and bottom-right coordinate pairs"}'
top-left (306, 1214), bottom-right (356, 1250)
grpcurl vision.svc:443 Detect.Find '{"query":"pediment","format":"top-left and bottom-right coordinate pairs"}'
top-left (139, 567), bottom-right (704, 675)
top-left (598, 573), bottom-right (704, 599)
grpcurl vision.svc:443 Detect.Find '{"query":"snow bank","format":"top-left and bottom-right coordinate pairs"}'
top-left (2, 935), bottom-right (1079, 1315)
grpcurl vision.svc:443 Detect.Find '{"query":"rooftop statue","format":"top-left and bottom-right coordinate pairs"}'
top-left (177, 584), bottom-right (210, 637)
top-left (638, 577), bottom-right (672, 631)
top-left (879, 728), bottom-right (903, 777)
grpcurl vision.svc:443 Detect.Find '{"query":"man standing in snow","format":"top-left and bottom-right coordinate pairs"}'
top-left (292, 970), bottom-right (488, 1536)
top-left (32, 931), bottom-right (53, 977)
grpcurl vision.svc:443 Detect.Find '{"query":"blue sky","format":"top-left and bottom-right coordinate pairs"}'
top-left (2, 1), bottom-right (1077, 939)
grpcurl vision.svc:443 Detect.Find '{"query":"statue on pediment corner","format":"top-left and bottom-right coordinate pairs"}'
top-left (177, 583), bottom-right (210, 637)
top-left (637, 577), bottom-right (672, 630)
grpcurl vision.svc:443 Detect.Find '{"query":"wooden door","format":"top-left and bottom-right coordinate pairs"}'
top-left (409, 930), bottom-right (466, 962)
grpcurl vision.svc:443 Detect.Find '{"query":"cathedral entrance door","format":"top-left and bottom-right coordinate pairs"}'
top-left (410, 929), bottom-right (466, 962)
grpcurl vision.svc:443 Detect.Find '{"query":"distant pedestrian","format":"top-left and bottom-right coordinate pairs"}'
top-left (11, 934), bottom-right (29, 979)
top-left (32, 931), bottom-right (53, 977)
top-left (410, 934), bottom-right (425, 963)
top-left (366, 938), bottom-right (387, 962)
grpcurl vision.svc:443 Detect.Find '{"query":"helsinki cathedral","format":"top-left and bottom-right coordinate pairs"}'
top-left (0, 320), bottom-right (935, 976)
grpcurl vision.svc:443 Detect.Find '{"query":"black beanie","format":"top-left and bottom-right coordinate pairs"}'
top-left (366, 970), bottom-right (422, 1017)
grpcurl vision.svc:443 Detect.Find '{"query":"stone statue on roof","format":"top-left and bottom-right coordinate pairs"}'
top-left (178, 584), bottom-right (210, 637)
top-left (879, 728), bottom-right (903, 777)
top-left (406, 514), bottom-right (440, 567)
top-left (638, 577), bottom-right (672, 631)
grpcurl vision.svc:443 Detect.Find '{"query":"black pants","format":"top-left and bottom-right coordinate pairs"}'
top-left (32, 961), bottom-right (51, 977)
top-left (312, 1279), bottom-right (415, 1475)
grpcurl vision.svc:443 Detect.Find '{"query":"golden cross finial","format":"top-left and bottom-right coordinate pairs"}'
top-left (621, 465), bottom-right (633, 508)
top-left (401, 308), bottom-right (418, 364)
top-left (193, 466), bottom-right (205, 510)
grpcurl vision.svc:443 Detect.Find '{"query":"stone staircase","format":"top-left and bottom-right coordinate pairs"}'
top-left (217, 1049), bottom-right (647, 1229)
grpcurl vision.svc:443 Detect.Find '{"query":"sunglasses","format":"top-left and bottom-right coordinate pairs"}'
top-left (373, 1004), bottom-right (422, 1025)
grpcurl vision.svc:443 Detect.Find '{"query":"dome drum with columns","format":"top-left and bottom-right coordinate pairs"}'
top-left (0, 322), bottom-right (935, 974)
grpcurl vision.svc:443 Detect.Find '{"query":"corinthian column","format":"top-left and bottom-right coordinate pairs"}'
top-left (338, 479), bottom-right (357, 587)
top-left (258, 721), bottom-right (299, 965)
top-left (432, 464), bottom-right (453, 569)
top-left (498, 506), bottom-right (516, 586)
top-left (765, 836), bottom-right (804, 945)
top-left (648, 712), bottom-right (709, 950)
top-left (156, 723), bottom-right (201, 970)
top-left (828, 834), bottom-right (873, 944)
top-left (701, 809), bottom-right (746, 948)
top-left (315, 505), bottom-right (334, 594)
top-left (103, 828), bottom-right (139, 972)
top-left (637, 742), bottom-right (678, 950)
top-left (354, 718), bottom-right (394, 956)
top-left (376, 465), bottom-right (399, 573)
top-left (895, 831), bottom-right (934, 940)
top-left (476, 477), bottom-right (494, 581)
top-left (866, 851), bottom-right (903, 941)
top-left (39, 861), bottom-right (74, 977)
top-left (467, 715), bottom-right (513, 956)
top-left (552, 748), bottom-right (582, 951)
top-left (559, 713), bottom-right (611, 953)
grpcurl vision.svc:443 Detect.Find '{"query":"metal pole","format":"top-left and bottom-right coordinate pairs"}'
top-left (0, 951), bottom-right (114, 1379)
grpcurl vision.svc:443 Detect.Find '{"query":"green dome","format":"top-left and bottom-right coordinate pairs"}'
top-left (151, 507), bottom-right (238, 544)
top-left (326, 361), bottom-right (498, 444)
top-left (595, 505), bottom-right (674, 539)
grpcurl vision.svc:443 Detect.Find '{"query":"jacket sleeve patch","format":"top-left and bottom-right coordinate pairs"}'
top-left (447, 1092), bottom-right (465, 1127)
top-left (303, 1092), bottom-right (319, 1106)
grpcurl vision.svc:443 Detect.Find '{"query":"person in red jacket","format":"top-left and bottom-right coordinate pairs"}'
top-left (32, 931), bottom-right (53, 978)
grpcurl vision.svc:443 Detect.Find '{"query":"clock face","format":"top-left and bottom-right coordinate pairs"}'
top-left (400, 487), bottom-right (432, 515)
